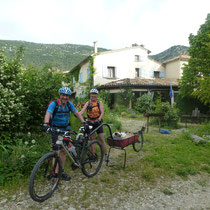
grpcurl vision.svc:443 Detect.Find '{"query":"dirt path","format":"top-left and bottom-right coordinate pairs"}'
top-left (0, 118), bottom-right (210, 210)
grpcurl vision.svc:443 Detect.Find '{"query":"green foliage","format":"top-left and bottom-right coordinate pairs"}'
top-left (21, 65), bottom-right (67, 127)
top-left (134, 94), bottom-right (155, 113)
top-left (176, 94), bottom-right (209, 115)
top-left (0, 40), bottom-right (108, 71)
top-left (0, 132), bottom-right (50, 185)
top-left (0, 49), bottom-right (71, 133)
top-left (87, 56), bottom-right (96, 87)
top-left (154, 102), bottom-right (179, 128)
top-left (118, 88), bottom-right (134, 108)
top-left (98, 90), bottom-right (112, 108)
top-left (0, 50), bottom-right (28, 132)
top-left (179, 14), bottom-right (210, 105)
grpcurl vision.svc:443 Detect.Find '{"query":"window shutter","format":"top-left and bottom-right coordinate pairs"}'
top-left (141, 68), bottom-right (146, 78)
top-left (87, 67), bottom-right (90, 79)
top-left (80, 72), bottom-right (83, 83)
top-left (115, 67), bottom-right (117, 78)
top-left (102, 67), bottom-right (108, 78)
top-left (160, 71), bottom-right (165, 78)
top-left (150, 71), bottom-right (154, 78)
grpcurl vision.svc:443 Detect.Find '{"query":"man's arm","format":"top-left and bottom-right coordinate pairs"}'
top-left (74, 111), bottom-right (85, 123)
top-left (44, 112), bottom-right (51, 124)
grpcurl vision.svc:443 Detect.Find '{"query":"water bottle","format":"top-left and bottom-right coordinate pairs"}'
top-left (68, 145), bottom-right (77, 160)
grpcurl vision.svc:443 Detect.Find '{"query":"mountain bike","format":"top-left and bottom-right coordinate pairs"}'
top-left (29, 121), bottom-right (104, 202)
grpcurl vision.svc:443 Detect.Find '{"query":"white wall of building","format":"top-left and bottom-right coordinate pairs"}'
top-left (72, 46), bottom-right (188, 97)
top-left (93, 47), bottom-right (164, 86)
top-left (164, 59), bottom-right (188, 79)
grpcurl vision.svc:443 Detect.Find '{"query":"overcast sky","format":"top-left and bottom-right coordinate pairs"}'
top-left (0, 0), bottom-right (209, 54)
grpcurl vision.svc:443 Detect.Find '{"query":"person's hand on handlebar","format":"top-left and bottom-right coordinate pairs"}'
top-left (42, 123), bottom-right (50, 132)
top-left (82, 122), bottom-right (89, 131)
top-left (95, 119), bottom-right (101, 125)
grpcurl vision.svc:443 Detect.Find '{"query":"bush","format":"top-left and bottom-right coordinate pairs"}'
top-left (134, 94), bottom-right (155, 113)
top-left (0, 131), bottom-right (51, 186)
top-left (154, 102), bottom-right (179, 128)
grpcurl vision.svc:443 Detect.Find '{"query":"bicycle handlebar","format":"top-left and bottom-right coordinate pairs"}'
top-left (46, 127), bottom-right (77, 136)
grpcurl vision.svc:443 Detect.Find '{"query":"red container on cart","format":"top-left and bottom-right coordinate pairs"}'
top-left (107, 135), bottom-right (139, 149)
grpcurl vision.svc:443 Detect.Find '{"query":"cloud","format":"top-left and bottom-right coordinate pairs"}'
top-left (0, 0), bottom-right (209, 53)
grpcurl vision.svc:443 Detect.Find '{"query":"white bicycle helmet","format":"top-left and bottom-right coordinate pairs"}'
top-left (90, 88), bottom-right (98, 94)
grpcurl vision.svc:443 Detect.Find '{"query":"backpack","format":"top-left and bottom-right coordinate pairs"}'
top-left (87, 100), bottom-right (101, 120)
top-left (47, 99), bottom-right (71, 125)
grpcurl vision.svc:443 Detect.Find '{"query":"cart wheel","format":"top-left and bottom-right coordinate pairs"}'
top-left (132, 133), bottom-right (144, 152)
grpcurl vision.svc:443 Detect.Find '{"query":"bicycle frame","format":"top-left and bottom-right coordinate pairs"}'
top-left (52, 122), bottom-right (113, 168)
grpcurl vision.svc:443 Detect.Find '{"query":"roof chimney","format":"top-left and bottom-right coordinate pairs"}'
top-left (93, 41), bottom-right (98, 53)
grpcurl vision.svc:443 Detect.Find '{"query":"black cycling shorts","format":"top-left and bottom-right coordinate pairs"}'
top-left (90, 122), bottom-right (104, 134)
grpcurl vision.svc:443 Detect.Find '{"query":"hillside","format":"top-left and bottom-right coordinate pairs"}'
top-left (0, 40), bottom-right (108, 71)
top-left (149, 45), bottom-right (189, 62)
top-left (0, 40), bottom-right (189, 70)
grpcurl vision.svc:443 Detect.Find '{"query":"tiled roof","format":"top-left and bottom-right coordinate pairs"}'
top-left (98, 78), bottom-right (178, 89)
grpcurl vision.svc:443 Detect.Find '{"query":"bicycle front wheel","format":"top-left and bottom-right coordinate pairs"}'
top-left (29, 152), bottom-right (62, 202)
top-left (132, 133), bottom-right (144, 152)
top-left (81, 140), bottom-right (103, 177)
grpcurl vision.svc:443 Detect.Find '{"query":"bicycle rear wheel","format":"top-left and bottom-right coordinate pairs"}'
top-left (81, 140), bottom-right (103, 177)
top-left (132, 133), bottom-right (144, 152)
top-left (29, 152), bottom-right (62, 202)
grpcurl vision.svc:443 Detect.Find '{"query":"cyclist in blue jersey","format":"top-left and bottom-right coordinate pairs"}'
top-left (43, 87), bottom-right (85, 181)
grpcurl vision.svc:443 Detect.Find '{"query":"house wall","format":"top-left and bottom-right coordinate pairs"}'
top-left (165, 59), bottom-right (188, 79)
top-left (74, 62), bottom-right (90, 97)
top-left (165, 60), bottom-right (180, 79)
top-left (93, 48), bottom-right (164, 86)
top-left (72, 47), bottom-right (187, 98)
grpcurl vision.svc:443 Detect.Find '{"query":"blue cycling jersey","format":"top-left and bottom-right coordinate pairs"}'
top-left (47, 100), bottom-right (77, 130)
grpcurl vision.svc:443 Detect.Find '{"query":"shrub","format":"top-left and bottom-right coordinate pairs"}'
top-left (0, 131), bottom-right (50, 186)
top-left (154, 102), bottom-right (179, 128)
top-left (134, 94), bottom-right (156, 113)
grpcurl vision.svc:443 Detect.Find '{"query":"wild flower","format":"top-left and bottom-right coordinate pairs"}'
top-left (25, 141), bottom-right (28, 145)
top-left (21, 155), bottom-right (25, 159)
top-left (32, 139), bottom-right (36, 144)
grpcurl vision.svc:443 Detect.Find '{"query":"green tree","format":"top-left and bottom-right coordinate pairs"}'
top-left (179, 14), bottom-right (210, 105)
top-left (21, 64), bottom-right (68, 127)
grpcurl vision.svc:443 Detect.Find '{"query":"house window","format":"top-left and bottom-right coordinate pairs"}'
top-left (154, 71), bottom-right (160, 78)
top-left (107, 66), bottom-right (116, 78)
top-left (135, 68), bottom-right (140, 78)
top-left (135, 55), bottom-right (140, 62)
